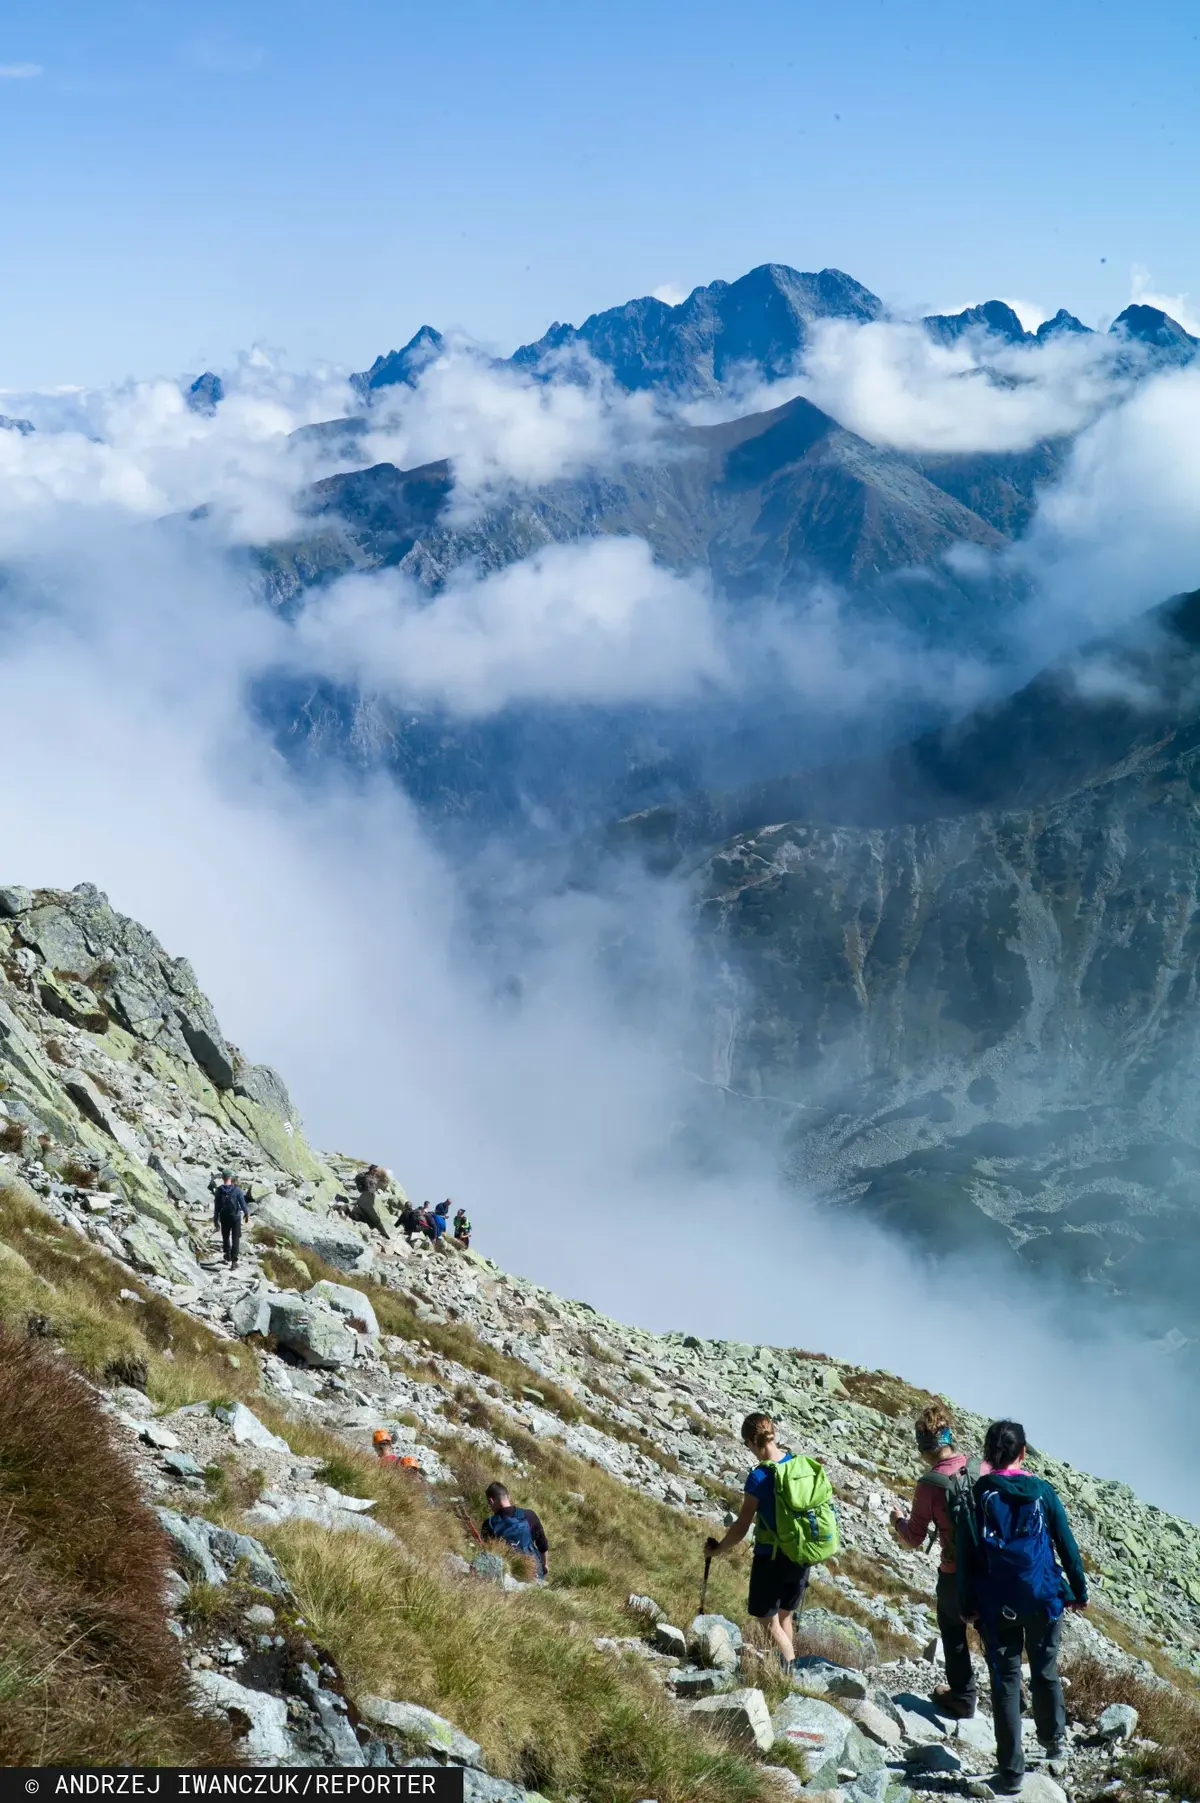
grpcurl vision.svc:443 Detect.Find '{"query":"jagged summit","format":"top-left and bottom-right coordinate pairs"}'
top-left (350, 324), bottom-right (446, 397)
top-left (922, 300), bottom-right (1030, 346)
top-left (187, 371), bottom-right (225, 415)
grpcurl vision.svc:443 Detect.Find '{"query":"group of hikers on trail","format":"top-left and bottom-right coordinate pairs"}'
top-left (210, 1163), bottom-right (474, 1268)
top-left (352, 1164), bottom-right (473, 1249)
top-left (705, 1404), bottom-right (1086, 1795)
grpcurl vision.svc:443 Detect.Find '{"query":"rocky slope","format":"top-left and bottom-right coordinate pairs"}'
top-left (1, 881), bottom-right (1199, 1795)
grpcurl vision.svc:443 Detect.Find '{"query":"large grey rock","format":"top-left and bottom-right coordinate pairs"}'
top-left (691, 1687), bottom-right (774, 1753)
top-left (38, 974), bottom-right (108, 1032)
top-left (192, 1670), bottom-right (292, 1762)
top-left (1097, 1702), bottom-right (1139, 1741)
top-left (672, 1665), bottom-right (737, 1699)
top-left (1017, 1777), bottom-right (1067, 1803)
top-left (692, 1619), bottom-right (738, 1671)
top-left (150, 1152), bottom-right (213, 1208)
top-left (121, 1219), bottom-right (205, 1286)
top-left (235, 1062), bottom-right (299, 1123)
top-left (205, 1524), bottom-right (290, 1595)
top-left (246, 1494), bottom-right (394, 1539)
top-left (358, 1697), bottom-right (484, 1767)
top-left (255, 1192), bottom-right (372, 1274)
top-left (908, 1744), bottom-right (962, 1774)
top-left (62, 1069), bottom-right (145, 1161)
top-left (954, 1713), bottom-right (998, 1757)
top-left (268, 1295), bottom-right (358, 1367)
top-left (214, 1399), bottom-right (290, 1451)
top-left (690, 1612), bottom-right (743, 1653)
top-left (892, 1691), bottom-right (953, 1745)
top-left (847, 1700), bottom-right (904, 1749)
top-left (229, 1288), bottom-right (273, 1338)
top-left (772, 1694), bottom-right (883, 1788)
top-left (155, 1507), bottom-right (226, 1585)
top-left (18, 904), bottom-right (96, 977)
top-left (653, 1622), bottom-right (687, 1657)
top-left (0, 885), bottom-right (32, 916)
top-left (162, 1450), bottom-right (205, 1479)
top-left (627, 1593), bottom-right (664, 1622)
top-left (471, 1551), bottom-right (507, 1584)
top-left (306, 1279), bottom-right (380, 1338)
top-left (173, 996), bottom-right (235, 1089)
top-left (793, 1655), bottom-right (869, 1699)
top-left (795, 1606), bottom-right (877, 1666)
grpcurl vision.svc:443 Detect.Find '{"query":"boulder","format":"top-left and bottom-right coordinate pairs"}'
top-left (121, 1220), bottom-right (205, 1287)
top-left (18, 904), bottom-right (96, 978)
top-left (0, 885), bottom-right (31, 916)
top-left (306, 1279), bottom-right (380, 1338)
top-left (173, 998), bottom-right (236, 1089)
top-left (214, 1400), bottom-right (290, 1452)
top-left (672, 1666), bottom-right (736, 1699)
top-left (954, 1713), bottom-right (998, 1757)
top-left (892, 1692), bottom-right (953, 1745)
top-left (846, 1700), bottom-right (904, 1749)
top-left (691, 1687), bottom-right (774, 1753)
top-left (1017, 1778), bottom-right (1066, 1803)
top-left (255, 1192), bottom-right (372, 1274)
top-left (1097, 1702), bottom-right (1139, 1742)
top-left (771, 1694), bottom-right (883, 1789)
top-left (358, 1697), bottom-right (484, 1767)
top-left (155, 1507), bottom-right (226, 1585)
top-left (64, 1069), bottom-right (145, 1162)
top-left (228, 1288), bottom-right (273, 1338)
top-left (39, 974), bottom-right (108, 1032)
top-left (268, 1295), bottom-right (358, 1368)
top-left (471, 1551), bottom-right (507, 1584)
top-left (162, 1450), bottom-right (205, 1479)
top-left (692, 1619), bottom-right (738, 1671)
top-left (653, 1622), bottom-right (687, 1657)
top-left (690, 1612), bottom-right (743, 1654)
top-left (794, 1606), bottom-right (877, 1667)
top-left (137, 1421), bottom-right (181, 1450)
top-left (627, 1594), bottom-right (664, 1622)
top-left (908, 1744), bottom-right (962, 1774)
top-left (192, 1670), bottom-right (292, 1763)
top-left (234, 1063), bottom-right (298, 1124)
top-left (205, 1524), bottom-right (290, 1594)
top-left (793, 1655), bottom-right (868, 1699)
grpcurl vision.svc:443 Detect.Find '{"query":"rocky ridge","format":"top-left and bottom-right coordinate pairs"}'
top-left (1, 882), bottom-right (1198, 1794)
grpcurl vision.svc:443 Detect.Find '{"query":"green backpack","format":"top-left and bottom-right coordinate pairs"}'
top-left (757, 1454), bottom-right (841, 1565)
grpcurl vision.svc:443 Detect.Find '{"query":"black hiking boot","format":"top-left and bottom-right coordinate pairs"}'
top-left (990, 1774), bottom-right (1023, 1796)
top-left (932, 1687), bottom-right (976, 1719)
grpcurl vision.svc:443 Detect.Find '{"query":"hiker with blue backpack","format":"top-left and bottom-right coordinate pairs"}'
top-left (961, 1420), bottom-right (1088, 1795)
top-left (481, 1481), bottom-right (550, 1581)
top-left (890, 1400), bottom-right (980, 1719)
top-left (704, 1411), bottom-right (840, 1674)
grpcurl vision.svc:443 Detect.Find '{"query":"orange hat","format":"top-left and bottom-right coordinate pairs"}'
top-left (399, 1455), bottom-right (420, 1470)
top-left (373, 1428), bottom-right (393, 1445)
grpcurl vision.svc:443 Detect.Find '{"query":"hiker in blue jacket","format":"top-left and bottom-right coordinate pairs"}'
top-left (212, 1169), bottom-right (249, 1268)
top-left (481, 1482), bottom-right (549, 1580)
top-left (961, 1420), bottom-right (1088, 1794)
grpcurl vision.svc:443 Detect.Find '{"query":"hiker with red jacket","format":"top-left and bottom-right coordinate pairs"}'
top-left (481, 1482), bottom-right (549, 1580)
top-left (704, 1411), bottom-right (839, 1675)
top-left (890, 1401), bottom-right (980, 1719)
top-left (961, 1420), bottom-right (1088, 1795)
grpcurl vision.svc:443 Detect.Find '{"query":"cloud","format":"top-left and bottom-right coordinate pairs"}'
top-left (651, 283), bottom-right (687, 306)
top-left (0, 62), bottom-right (42, 79)
top-left (999, 297), bottom-right (1049, 333)
top-left (292, 538), bottom-right (726, 716)
top-left (1130, 263), bottom-right (1200, 335)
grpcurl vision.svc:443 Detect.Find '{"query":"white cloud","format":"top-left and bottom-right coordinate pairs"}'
top-left (1000, 297), bottom-right (1049, 333)
top-left (1129, 263), bottom-right (1200, 336)
top-left (651, 283), bottom-right (686, 306)
top-left (0, 61), bottom-right (42, 78)
top-left (292, 537), bottom-right (726, 716)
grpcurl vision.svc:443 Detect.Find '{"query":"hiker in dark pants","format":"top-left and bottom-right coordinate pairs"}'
top-left (704, 1411), bottom-right (838, 1674)
top-left (961, 1420), bottom-right (1088, 1795)
top-left (212, 1170), bottom-right (249, 1267)
top-left (481, 1482), bottom-right (550, 1580)
top-left (890, 1401), bottom-right (979, 1718)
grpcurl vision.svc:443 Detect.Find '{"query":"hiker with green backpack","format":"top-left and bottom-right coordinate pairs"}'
top-left (704, 1411), bottom-right (840, 1673)
top-left (890, 1401), bottom-right (981, 1719)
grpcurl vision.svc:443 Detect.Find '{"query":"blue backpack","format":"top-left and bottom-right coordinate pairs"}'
top-left (485, 1509), bottom-right (537, 1559)
top-left (974, 1480), bottom-right (1064, 1621)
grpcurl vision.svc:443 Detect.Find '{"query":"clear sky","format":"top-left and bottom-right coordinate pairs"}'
top-left (2, 0), bottom-right (1199, 387)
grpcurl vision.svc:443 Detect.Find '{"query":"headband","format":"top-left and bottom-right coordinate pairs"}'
top-left (915, 1425), bottom-right (953, 1452)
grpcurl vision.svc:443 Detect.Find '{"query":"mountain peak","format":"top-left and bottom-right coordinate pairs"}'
top-left (923, 300), bottom-right (1030, 347)
top-left (351, 325), bottom-right (446, 398)
top-left (1110, 303), bottom-right (1197, 358)
top-left (510, 262), bottom-right (884, 397)
top-left (1036, 308), bottom-right (1091, 341)
top-left (186, 371), bottom-right (224, 415)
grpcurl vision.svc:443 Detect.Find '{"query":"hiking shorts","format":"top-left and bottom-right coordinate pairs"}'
top-left (748, 1552), bottom-right (811, 1618)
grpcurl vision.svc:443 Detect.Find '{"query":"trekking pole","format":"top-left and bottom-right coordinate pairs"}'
top-left (699, 1553), bottom-right (712, 1615)
top-left (455, 1502), bottom-right (486, 1549)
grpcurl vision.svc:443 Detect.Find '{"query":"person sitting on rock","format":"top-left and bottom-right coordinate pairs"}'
top-left (960, 1419), bottom-right (1088, 1794)
top-left (889, 1401), bottom-right (980, 1720)
top-left (212, 1169), bottom-right (249, 1268)
top-left (704, 1411), bottom-right (838, 1676)
top-left (452, 1206), bottom-right (471, 1247)
top-left (481, 1481), bottom-right (549, 1581)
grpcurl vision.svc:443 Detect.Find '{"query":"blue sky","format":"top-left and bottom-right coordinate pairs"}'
top-left (2, 0), bottom-right (1199, 386)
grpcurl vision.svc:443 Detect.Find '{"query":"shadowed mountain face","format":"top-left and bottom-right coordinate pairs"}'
top-left (632, 589), bottom-right (1200, 1347)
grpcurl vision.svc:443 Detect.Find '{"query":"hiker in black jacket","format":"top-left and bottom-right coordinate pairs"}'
top-left (960, 1420), bottom-right (1088, 1794)
top-left (212, 1170), bottom-right (249, 1268)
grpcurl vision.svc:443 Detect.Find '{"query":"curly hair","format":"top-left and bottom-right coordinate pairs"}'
top-left (741, 1412), bottom-right (777, 1456)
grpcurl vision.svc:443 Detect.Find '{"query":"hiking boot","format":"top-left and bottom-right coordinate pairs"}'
top-left (990, 1774), bottom-right (1023, 1796)
top-left (1042, 1742), bottom-right (1068, 1778)
top-left (932, 1688), bottom-right (976, 1719)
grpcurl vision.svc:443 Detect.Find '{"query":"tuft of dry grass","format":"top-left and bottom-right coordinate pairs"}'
top-left (0, 1325), bottom-right (238, 1765)
top-left (1063, 1653), bottom-right (1200, 1799)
